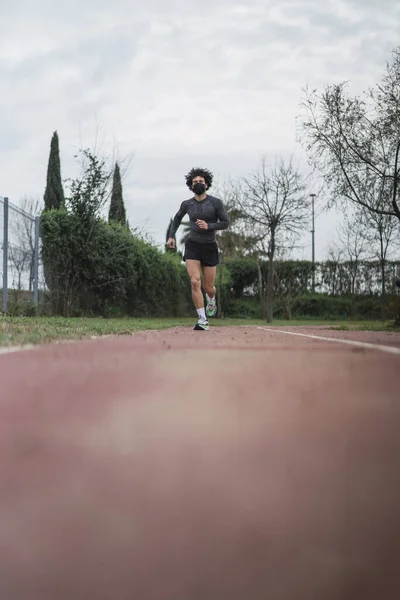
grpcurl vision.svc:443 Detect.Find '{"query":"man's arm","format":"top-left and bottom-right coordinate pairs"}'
top-left (207, 198), bottom-right (229, 231)
top-left (168, 202), bottom-right (187, 239)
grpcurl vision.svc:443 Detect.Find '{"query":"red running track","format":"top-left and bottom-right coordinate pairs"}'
top-left (1, 325), bottom-right (400, 599)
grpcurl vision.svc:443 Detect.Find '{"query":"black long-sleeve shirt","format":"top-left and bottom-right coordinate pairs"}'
top-left (169, 195), bottom-right (229, 244)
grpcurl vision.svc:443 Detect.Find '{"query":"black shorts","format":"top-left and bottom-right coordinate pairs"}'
top-left (183, 239), bottom-right (219, 267)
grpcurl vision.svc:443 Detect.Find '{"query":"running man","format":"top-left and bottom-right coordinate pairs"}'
top-left (166, 167), bottom-right (229, 330)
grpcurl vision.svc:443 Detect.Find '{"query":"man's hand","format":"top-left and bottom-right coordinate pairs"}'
top-left (166, 237), bottom-right (176, 249)
top-left (196, 220), bottom-right (208, 230)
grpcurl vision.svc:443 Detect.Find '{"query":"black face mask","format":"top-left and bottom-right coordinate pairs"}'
top-left (193, 183), bottom-right (206, 196)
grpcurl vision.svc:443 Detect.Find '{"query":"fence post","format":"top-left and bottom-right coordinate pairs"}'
top-left (2, 197), bottom-right (8, 313)
top-left (33, 216), bottom-right (40, 306)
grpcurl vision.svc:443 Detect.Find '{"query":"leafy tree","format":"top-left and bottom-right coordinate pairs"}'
top-left (66, 148), bottom-right (112, 222)
top-left (41, 209), bottom-right (193, 317)
top-left (44, 131), bottom-right (65, 210)
top-left (42, 147), bottom-right (113, 310)
top-left (108, 162), bottom-right (127, 225)
top-left (41, 147), bottom-right (192, 317)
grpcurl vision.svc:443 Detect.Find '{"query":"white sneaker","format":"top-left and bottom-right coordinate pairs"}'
top-left (205, 294), bottom-right (217, 317)
top-left (194, 317), bottom-right (209, 331)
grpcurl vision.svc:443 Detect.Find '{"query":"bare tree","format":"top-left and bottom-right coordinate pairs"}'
top-left (300, 46), bottom-right (400, 325)
top-left (299, 46), bottom-right (400, 222)
top-left (75, 122), bottom-right (134, 219)
top-left (270, 247), bottom-right (300, 320)
top-left (361, 207), bottom-right (399, 297)
top-left (335, 211), bottom-right (368, 316)
top-left (237, 157), bottom-right (310, 322)
top-left (9, 246), bottom-right (30, 290)
top-left (322, 246), bottom-right (345, 296)
top-left (8, 196), bottom-right (40, 291)
top-left (213, 179), bottom-right (264, 317)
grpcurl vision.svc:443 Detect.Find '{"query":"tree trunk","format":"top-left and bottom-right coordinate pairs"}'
top-left (266, 255), bottom-right (274, 322)
top-left (257, 262), bottom-right (265, 319)
top-left (380, 237), bottom-right (385, 298)
top-left (286, 285), bottom-right (292, 320)
top-left (395, 303), bottom-right (400, 327)
top-left (266, 232), bottom-right (275, 323)
top-left (29, 257), bottom-right (34, 291)
top-left (380, 257), bottom-right (386, 320)
top-left (351, 272), bottom-right (357, 318)
top-left (332, 263), bottom-right (338, 296)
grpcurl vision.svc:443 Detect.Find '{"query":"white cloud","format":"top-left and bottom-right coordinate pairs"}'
top-left (0, 0), bottom-right (398, 258)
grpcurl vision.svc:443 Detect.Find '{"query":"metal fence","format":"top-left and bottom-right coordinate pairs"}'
top-left (0, 196), bottom-right (45, 313)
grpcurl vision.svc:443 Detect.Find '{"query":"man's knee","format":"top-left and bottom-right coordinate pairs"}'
top-left (190, 276), bottom-right (201, 292)
top-left (203, 283), bottom-right (215, 296)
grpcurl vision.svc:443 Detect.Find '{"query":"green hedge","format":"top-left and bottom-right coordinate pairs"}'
top-left (223, 257), bottom-right (399, 297)
top-left (40, 209), bottom-right (192, 317)
top-left (38, 212), bottom-right (398, 320)
top-left (223, 294), bottom-right (390, 320)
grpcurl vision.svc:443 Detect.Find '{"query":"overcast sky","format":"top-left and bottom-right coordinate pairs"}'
top-left (1, 0), bottom-right (399, 259)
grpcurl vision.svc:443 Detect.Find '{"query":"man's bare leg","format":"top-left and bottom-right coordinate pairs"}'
top-left (202, 265), bottom-right (217, 317)
top-left (186, 260), bottom-right (204, 309)
top-left (202, 266), bottom-right (216, 299)
top-left (186, 260), bottom-right (208, 329)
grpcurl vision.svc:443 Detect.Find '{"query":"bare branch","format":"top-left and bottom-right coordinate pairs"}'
top-left (298, 47), bottom-right (400, 223)
top-left (235, 156), bottom-right (311, 322)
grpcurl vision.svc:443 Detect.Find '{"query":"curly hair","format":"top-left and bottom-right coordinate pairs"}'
top-left (185, 167), bottom-right (213, 191)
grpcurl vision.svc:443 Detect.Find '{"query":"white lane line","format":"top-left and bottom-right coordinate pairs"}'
top-left (0, 344), bottom-right (36, 355)
top-left (257, 328), bottom-right (400, 356)
top-left (0, 335), bottom-right (115, 357)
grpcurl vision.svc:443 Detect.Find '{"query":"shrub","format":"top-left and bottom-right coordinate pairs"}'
top-left (41, 210), bottom-right (192, 317)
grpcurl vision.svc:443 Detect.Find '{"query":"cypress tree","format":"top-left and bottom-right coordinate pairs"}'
top-left (44, 131), bottom-right (65, 210)
top-left (108, 162), bottom-right (126, 225)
